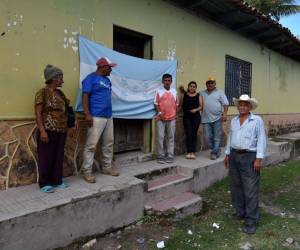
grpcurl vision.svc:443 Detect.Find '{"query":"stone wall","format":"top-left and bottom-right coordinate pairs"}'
top-left (1, 113), bottom-right (300, 190)
top-left (0, 120), bottom-right (96, 190)
top-left (173, 113), bottom-right (300, 155)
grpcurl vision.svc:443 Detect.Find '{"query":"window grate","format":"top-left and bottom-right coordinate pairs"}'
top-left (225, 55), bottom-right (252, 105)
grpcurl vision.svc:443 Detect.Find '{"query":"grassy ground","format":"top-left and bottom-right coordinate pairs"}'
top-left (62, 160), bottom-right (300, 250)
top-left (162, 160), bottom-right (300, 250)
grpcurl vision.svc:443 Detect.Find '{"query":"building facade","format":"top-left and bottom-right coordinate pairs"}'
top-left (1, 0), bottom-right (300, 189)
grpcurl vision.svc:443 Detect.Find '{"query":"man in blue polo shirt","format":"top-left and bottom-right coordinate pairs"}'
top-left (200, 77), bottom-right (229, 160)
top-left (81, 57), bottom-right (119, 183)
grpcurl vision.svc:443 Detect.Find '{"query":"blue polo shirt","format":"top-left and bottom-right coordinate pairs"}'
top-left (82, 72), bottom-right (112, 118)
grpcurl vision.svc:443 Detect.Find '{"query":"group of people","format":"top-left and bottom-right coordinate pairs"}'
top-left (155, 74), bottom-right (229, 163)
top-left (34, 57), bottom-right (266, 234)
top-left (34, 57), bottom-right (119, 192)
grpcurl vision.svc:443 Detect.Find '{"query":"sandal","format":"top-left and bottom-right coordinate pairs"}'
top-left (40, 186), bottom-right (55, 193)
top-left (54, 182), bottom-right (69, 188)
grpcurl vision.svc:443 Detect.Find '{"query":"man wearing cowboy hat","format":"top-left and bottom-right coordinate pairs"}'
top-left (224, 94), bottom-right (266, 234)
top-left (81, 57), bottom-right (120, 183)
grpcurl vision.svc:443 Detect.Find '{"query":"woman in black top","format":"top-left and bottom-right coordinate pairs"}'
top-left (181, 81), bottom-right (203, 159)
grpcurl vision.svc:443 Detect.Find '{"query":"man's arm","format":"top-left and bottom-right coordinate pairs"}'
top-left (82, 93), bottom-right (93, 127)
top-left (224, 121), bottom-right (232, 169)
top-left (220, 91), bottom-right (229, 122)
top-left (222, 106), bottom-right (228, 122)
top-left (254, 117), bottom-right (267, 172)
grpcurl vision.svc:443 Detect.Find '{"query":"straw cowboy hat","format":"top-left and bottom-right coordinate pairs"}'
top-left (233, 94), bottom-right (258, 110)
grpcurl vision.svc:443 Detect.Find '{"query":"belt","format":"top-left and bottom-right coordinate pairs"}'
top-left (231, 148), bottom-right (256, 154)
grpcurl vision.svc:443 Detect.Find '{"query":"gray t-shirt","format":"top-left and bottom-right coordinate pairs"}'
top-left (200, 89), bottom-right (229, 123)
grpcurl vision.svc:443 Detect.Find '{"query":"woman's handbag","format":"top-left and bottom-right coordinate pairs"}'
top-left (66, 106), bottom-right (76, 128)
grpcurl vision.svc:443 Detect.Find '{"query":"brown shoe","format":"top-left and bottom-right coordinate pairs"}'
top-left (102, 167), bottom-right (120, 176)
top-left (190, 153), bottom-right (196, 159)
top-left (83, 173), bottom-right (96, 183)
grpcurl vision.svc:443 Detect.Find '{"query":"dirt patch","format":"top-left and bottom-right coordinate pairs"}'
top-left (260, 201), bottom-right (300, 220)
top-left (61, 220), bottom-right (174, 250)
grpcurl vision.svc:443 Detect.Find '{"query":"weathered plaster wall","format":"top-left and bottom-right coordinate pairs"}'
top-left (1, 0), bottom-right (300, 189)
top-left (1, 0), bottom-right (300, 117)
top-left (2, 113), bottom-right (300, 190)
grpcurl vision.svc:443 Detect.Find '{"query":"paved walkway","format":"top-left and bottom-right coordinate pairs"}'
top-left (0, 149), bottom-right (222, 221)
top-left (0, 137), bottom-right (294, 250)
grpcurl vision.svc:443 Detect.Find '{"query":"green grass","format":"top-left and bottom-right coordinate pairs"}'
top-left (260, 161), bottom-right (300, 214)
top-left (158, 160), bottom-right (300, 250)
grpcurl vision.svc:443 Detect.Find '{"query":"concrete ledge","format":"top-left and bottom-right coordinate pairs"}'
top-left (0, 176), bottom-right (145, 250)
top-left (274, 132), bottom-right (300, 159)
top-left (0, 134), bottom-right (299, 250)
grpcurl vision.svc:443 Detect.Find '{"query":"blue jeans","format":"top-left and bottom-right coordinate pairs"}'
top-left (203, 118), bottom-right (222, 156)
top-left (229, 151), bottom-right (260, 224)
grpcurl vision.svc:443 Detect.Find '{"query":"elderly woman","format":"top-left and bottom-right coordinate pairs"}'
top-left (34, 65), bottom-right (76, 193)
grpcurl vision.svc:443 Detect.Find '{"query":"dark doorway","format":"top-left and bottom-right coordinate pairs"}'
top-left (113, 26), bottom-right (152, 153)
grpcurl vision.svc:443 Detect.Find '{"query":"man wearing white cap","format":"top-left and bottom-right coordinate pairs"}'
top-left (81, 57), bottom-right (119, 183)
top-left (224, 94), bottom-right (266, 234)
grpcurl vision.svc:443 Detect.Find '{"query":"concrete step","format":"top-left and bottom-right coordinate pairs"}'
top-left (147, 173), bottom-right (190, 191)
top-left (145, 172), bottom-right (193, 203)
top-left (145, 192), bottom-right (202, 219)
top-left (264, 140), bottom-right (291, 166)
top-left (113, 151), bottom-right (154, 167)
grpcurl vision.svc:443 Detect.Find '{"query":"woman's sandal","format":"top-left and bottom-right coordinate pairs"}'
top-left (54, 182), bottom-right (69, 188)
top-left (40, 186), bottom-right (55, 193)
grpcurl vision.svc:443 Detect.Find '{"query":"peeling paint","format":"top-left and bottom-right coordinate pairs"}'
top-left (167, 40), bottom-right (176, 60)
top-left (63, 29), bottom-right (79, 53)
top-left (71, 46), bottom-right (78, 52)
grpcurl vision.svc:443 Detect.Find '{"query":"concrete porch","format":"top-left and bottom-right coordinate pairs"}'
top-left (0, 133), bottom-right (298, 250)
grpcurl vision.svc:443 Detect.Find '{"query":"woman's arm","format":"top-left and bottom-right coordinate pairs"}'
top-left (199, 94), bottom-right (204, 111)
top-left (35, 104), bottom-right (48, 143)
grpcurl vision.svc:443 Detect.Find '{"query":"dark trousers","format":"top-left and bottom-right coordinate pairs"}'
top-left (183, 115), bottom-right (200, 153)
top-left (229, 151), bottom-right (260, 225)
top-left (37, 130), bottom-right (67, 188)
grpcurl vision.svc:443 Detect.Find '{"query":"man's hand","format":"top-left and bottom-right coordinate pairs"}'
top-left (224, 155), bottom-right (229, 169)
top-left (85, 114), bottom-right (93, 127)
top-left (40, 130), bottom-right (49, 144)
top-left (253, 159), bottom-right (262, 172)
top-left (222, 113), bottom-right (228, 122)
top-left (159, 112), bottom-right (165, 120)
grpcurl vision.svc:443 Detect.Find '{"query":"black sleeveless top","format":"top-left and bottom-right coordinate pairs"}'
top-left (182, 92), bottom-right (200, 117)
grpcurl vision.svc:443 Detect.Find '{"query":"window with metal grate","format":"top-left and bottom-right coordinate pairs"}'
top-left (225, 55), bottom-right (252, 105)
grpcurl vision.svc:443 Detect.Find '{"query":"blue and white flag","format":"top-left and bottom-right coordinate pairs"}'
top-left (75, 35), bottom-right (177, 119)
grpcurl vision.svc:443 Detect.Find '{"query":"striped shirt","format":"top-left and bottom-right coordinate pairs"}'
top-left (225, 112), bottom-right (266, 158)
